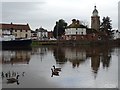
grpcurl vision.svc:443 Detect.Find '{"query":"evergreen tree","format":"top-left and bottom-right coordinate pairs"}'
top-left (53, 19), bottom-right (67, 39)
top-left (100, 16), bottom-right (113, 39)
top-left (100, 16), bottom-right (112, 31)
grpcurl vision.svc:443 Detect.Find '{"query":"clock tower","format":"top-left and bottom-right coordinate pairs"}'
top-left (91, 6), bottom-right (100, 31)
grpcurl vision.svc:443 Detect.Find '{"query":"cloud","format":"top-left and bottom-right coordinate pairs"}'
top-left (2, 2), bottom-right (47, 29)
top-left (1, 0), bottom-right (119, 30)
top-left (118, 1), bottom-right (120, 31)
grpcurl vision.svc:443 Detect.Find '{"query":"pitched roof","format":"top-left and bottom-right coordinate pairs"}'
top-left (0, 23), bottom-right (31, 30)
top-left (67, 24), bottom-right (86, 28)
top-left (66, 19), bottom-right (87, 28)
top-left (36, 27), bottom-right (47, 32)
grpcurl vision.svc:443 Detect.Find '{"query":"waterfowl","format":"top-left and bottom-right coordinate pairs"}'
top-left (7, 75), bottom-right (19, 83)
top-left (51, 68), bottom-right (59, 77)
top-left (22, 72), bottom-right (25, 76)
top-left (53, 65), bottom-right (61, 71)
top-left (1, 72), bottom-right (4, 78)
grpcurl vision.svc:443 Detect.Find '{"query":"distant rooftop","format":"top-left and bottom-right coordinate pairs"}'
top-left (0, 22), bottom-right (31, 30)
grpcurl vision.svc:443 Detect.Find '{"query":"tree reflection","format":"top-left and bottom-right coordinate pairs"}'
top-left (53, 46), bottom-right (67, 64)
top-left (87, 45), bottom-right (113, 77)
top-left (52, 45), bottom-right (113, 77)
top-left (100, 48), bottom-right (112, 69)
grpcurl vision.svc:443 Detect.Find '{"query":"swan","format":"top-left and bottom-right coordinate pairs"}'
top-left (7, 75), bottom-right (19, 83)
top-left (51, 68), bottom-right (59, 77)
top-left (53, 65), bottom-right (61, 71)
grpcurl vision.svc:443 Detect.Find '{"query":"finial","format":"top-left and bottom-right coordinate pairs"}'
top-left (94, 5), bottom-right (96, 9)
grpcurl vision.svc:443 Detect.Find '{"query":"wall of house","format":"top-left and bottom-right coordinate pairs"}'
top-left (113, 31), bottom-right (120, 39)
top-left (65, 33), bottom-right (99, 40)
top-left (37, 32), bottom-right (48, 40)
top-left (65, 28), bottom-right (86, 35)
top-left (2, 29), bottom-right (11, 35)
top-left (13, 30), bottom-right (31, 39)
top-left (0, 29), bottom-right (2, 36)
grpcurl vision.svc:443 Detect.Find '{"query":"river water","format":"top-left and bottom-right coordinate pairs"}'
top-left (1, 45), bottom-right (119, 88)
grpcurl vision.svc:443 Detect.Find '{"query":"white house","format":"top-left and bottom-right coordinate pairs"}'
top-left (113, 30), bottom-right (120, 39)
top-left (64, 19), bottom-right (87, 40)
top-left (36, 27), bottom-right (48, 40)
top-left (0, 23), bottom-right (31, 40)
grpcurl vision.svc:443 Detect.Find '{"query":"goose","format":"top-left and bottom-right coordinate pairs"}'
top-left (51, 68), bottom-right (59, 77)
top-left (1, 72), bottom-right (4, 78)
top-left (22, 72), bottom-right (25, 76)
top-left (7, 75), bottom-right (19, 83)
top-left (53, 65), bottom-right (61, 71)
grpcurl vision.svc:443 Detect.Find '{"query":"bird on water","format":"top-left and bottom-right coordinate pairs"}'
top-left (53, 65), bottom-right (61, 71)
top-left (51, 68), bottom-right (59, 77)
top-left (7, 75), bottom-right (20, 84)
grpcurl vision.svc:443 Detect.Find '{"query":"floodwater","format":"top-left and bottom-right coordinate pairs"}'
top-left (0, 45), bottom-right (119, 88)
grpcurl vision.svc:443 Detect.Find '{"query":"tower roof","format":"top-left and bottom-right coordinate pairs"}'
top-left (92, 6), bottom-right (98, 16)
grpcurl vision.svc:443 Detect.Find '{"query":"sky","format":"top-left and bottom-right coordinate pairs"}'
top-left (1, 0), bottom-right (119, 31)
top-left (118, 1), bottom-right (120, 31)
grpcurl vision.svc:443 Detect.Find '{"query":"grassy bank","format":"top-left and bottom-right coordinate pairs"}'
top-left (31, 39), bottom-right (120, 46)
top-left (31, 40), bottom-right (57, 46)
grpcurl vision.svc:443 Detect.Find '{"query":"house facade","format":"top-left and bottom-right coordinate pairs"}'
top-left (64, 19), bottom-right (87, 40)
top-left (113, 30), bottom-right (120, 39)
top-left (31, 30), bottom-right (37, 40)
top-left (35, 27), bottom-right (48, 40)
top-left (0, 23), bottom-right (31, 39)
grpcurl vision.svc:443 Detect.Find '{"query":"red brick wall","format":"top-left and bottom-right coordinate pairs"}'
top-left (64, 34), bottom-right (99, 41)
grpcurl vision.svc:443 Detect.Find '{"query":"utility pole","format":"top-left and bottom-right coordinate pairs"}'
top-left (56, 21), bottom-right (59, 44)
top-left (56, 21), bottom-right (59, 40)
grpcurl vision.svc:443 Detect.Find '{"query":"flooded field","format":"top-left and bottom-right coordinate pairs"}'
top-left (1, 45), bottom-right (119, 88)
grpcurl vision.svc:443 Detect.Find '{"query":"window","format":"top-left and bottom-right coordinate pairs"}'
top-left (81, 32), bottom-right (83, 35)
top-left (25, 34), bottom-right (28, 38)
top-left (76, 32), bottom-right (77, 35)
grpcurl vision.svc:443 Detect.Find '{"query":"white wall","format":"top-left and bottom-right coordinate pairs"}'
top-left (65, 28), bottom-right (86, 35)
top-left (37, 31), bottom-right (48, 40)
top-left (2, 29), bottom-right (11, 35)
top-left (64, 48), bottom-right (86, 60)
top-left (0, 29), bottom-right (2, 36)
top-left (113, 31), bottom-right (120, 39)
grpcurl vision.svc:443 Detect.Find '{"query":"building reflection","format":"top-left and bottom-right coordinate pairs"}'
top-left (64, 47), bottom-right (87, 68)
top-left (31, 47), bottom-right (48, 61)
top-left (31, 47), bottom-right (48, 55)
top-left (2, 50), bottom-right (31, 65)
top-left (52, 45), bottom-right (113, 77)
top-left (53, 46), bottom-right (67, 64)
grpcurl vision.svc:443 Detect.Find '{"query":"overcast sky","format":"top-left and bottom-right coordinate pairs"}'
top-left (1, 0), bottom-right (119, 31)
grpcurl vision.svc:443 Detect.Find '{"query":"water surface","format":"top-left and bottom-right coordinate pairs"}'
top-left (1, 45), bottom-right (119, 88)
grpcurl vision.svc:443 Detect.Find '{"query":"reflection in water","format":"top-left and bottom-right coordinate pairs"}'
top-left (2, 50), bottom-right (31, 65)
top-left (1, 45), bottom-right (118, 88)
top-left (53, 46), bottom-right (67, 64)
top-left (1, 50), bottom-right (31, 85)
top-left (1, 71), bottom-right (26, 85)
top-left (31, 47), bottom-right (48, 62)
top-left (52, 45), bottom-right (113, 77)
